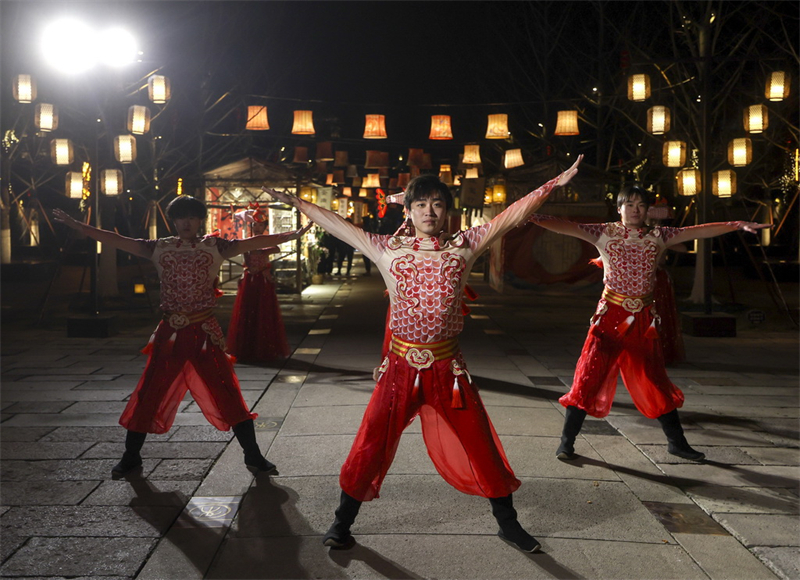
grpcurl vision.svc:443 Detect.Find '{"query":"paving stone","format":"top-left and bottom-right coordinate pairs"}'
top-left (1, 505), bottom-right (181, 537)
top-left (40, 426), bottom-right (170, 443)
top-left (0, 537), bottom-right (157, 577)
top-left (686, 486), bottom-right (799, 515)
top-left (0, 426), bottom-right (55, 442)
top-left (752, 547), bottom-right (800, 580)
top-left (1, 388), bottom-right (133, 402)
top-left (0, 441), bottom-right (94, 460)
top-left (81, 441), bottom-right (225, 460)
top-left (716, 514), bottom-right (800, 547)
top-left (2, 401), bottom-right (75, 414)
top-left (1, 412), bottom-right (122, 427)
top-left (0, 458), bottom-right (158, 482)
top-left (83, 479), bottom-right (199, 506)
top-left (148, 458), bottom-right (215, 481)
top-left (659, 464), bottom-right (800, 488)
top-left (0, 480), bottom-right (99, 505)
top-left (675, 533), bottom-right (782, 580)
top-left (137, 527), bottom-right (227, 580)
top-left (168, 425), bottom-right (235, 442)
top-left (0, 532), bottom-right (26, 563)
top-left (740, 446), bottom-right (800, 466)
top-left (639, 444), bottom-right (758, 465)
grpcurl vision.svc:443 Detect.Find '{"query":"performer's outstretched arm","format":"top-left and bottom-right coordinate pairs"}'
top-left (223, 222), bottom-right (312, 258)
top-left (53, 208), bottom-right (153, 258)
top-left (665, 221), bottom-right (771, 247)
top-left (528, 213), bottom-right (605, 244)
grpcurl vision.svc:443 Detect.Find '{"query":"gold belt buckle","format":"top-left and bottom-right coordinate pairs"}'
top-left (621, 298), bottom-right (644, 313)
top-left (405, 348), bottom-right (435, 370)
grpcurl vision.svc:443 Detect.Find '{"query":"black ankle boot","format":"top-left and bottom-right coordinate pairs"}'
top-left (556, 406), bottom-right (587, 460)
top-left (112, 430), bottom-right (146, 477)
top-left (489, 494), bottom-right (541, 553)
top-left (657, 409), bottom-right (705, 461)
top-left (323, 490), bottom-right (362, 549)
top-left (233, 420), bottom-right (276, 474)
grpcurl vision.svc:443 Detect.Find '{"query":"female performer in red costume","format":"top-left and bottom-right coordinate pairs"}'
top-left (53, 198), bottom-right (309, 478)
top-left (227, 205), bottom-right (291, 362)
top-left (264, 155), bottom-right (582, 554)
top-left (530, 185), bottom-right (769, 462)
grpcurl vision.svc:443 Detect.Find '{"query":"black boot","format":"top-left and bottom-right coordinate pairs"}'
top-left (657, 409), bottom-right (705, 461)
top-left (323, 490), bottom-right (362, 549)
top-left (556, 406), bottom-right (587, 460)
top-left (489, 495), bottom-right (541, 553)
top-left (233, 420), bottom-right (276, 474)
top-left (111, 430), bottom-right (146, 477)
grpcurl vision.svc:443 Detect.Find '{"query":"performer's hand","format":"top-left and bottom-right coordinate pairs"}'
top-left (296, 221), bottom-right (314, 237)
top-left (738, 221), bottom-right (772, 234)
top-left (261, 186), bottom-right (299, 208)
top-left (52, 208), bottom-right (83, 231)
top-left (556, 154), bottom-right (583, 187)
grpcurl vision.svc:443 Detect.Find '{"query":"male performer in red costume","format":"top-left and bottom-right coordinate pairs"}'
top-left (530, 185), bottom-right (769, 462)
top-left (53, 198), bottom-right (309, 477)
top-left (263, 155), bottom-right (582, 554)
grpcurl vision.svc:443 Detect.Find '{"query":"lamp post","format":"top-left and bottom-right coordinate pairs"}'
top-left (40, 18), bottom-right (139, 336)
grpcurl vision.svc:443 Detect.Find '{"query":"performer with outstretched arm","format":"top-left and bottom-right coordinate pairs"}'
top-left (530, 184), bottom-right (769, 462)
top-left (53, 198), bottom-right (310, 477)
top-left (263, 155), bottom-right (582, 553)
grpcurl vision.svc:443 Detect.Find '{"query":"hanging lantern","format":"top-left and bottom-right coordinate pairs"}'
top-left (334, 151), bottom-right (349, 167)
top-left (627, 73), bottom-right (651, 101)
top-left (331, 197), bottom-right (340, 211)
top-left (485, 114), bottom-right (509, 139)
top-left (407, 148), bottom-right (425, 167)
top-left (421, 153), bottom-right (432, 169)
top-left (34, 103), bottom-right (58, 132)
top-left (363, 173), bottom-right (381, 188)
top-left (342, 186), bottom-right (352, 197)
top-left (397, 173), bottom-right (410, 188)
top-left (504, 149), bottom-right (524, 169)
top-left (325, 173), bottom-right (334, 185)
top-left (429, 115), bottom-right (453, 140)
top-left (333, 169), bottom-right (345, 184)
top-left (101, 169), bottom-right (123, 196)
top-left (292, 110), bottom-right (315, 135)
top-left (12, 74), bottom-right (36, 103)
top-left (65, 172), bottom-right (83, 199)
top-left (50, 138), bottom-right (74, 165)
top-left (365, 150), bottom-right (385, 168)
top-left (765, 71), bottom-right (790, 101)
top-left (647, 106), bottom-right (671, 135)
top-left (484, 189), bottom-right (492, 205)
top-left (245, 105), bottom-right (269, 130)
top-left (114, 135), bottom-right (137, 163)
top-left (345, 164), bottom-right (359, 178)
top-left (492, 184), bottom-right (507, 204)
top-left (554, 110), bottom-right (579, 136)
top-left (676, 168), bottom-right (701, 197)
top-left (439, 164), bottom-right (453, 185)
top-left (727, 138), bottom-right (752, 167)
top-left (465, 167), bottom-right (479, 179)
top-left (300, 187), bottom-right (317, 203)
top-left (315, 141), bottom-right (334, 161)
top-left (743, 105), bottom-right (768, 134)
top-left (147, 75), bottom-right (171, 104)
top-left (662, 140), bottom-right (686, 167)
top-left (351, 176), bottom-right (362, 188)
top-left (712, 170), bottom-right (737, 198)
top-left (363, 114), bottom-right (387, 139)
top-left (358, 188), bottom-right (368, 197)
top-left (293, 146), bottom-right (309, 164)
top-left (462, 144), bottom-right (481, 164)
top-left (127, 105), bottom-right (151, 135)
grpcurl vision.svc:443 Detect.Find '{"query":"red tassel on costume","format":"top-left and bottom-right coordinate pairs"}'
top-left (411, 371), bottom-right (420, 400)
top-left (617, 315), bottom-right (635, 336)
top-left (141, 332), bottom-right (156, 355)
top-left (451, 377), bottom-right (464, 409)
top-left (201, 337), bottom-right (208, 353)
top-left (644, 317), bottom-right (659, 339)
top-left (463, 284), bottom-right (478, 302)
top-left (164, 331), bottom-right (178, 355)
top-left (461, 303), bottom-right (471, 316)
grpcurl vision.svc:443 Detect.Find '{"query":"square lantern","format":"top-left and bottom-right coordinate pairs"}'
top-left (363, 114), bottom-right (387, 139)
top-left (676, 168), bottom-right (701, 197)
top-left (127, 105), bottom-right (151, 135)
top-left (743, 105), bottom-right (768, 133)
top-left (647, 106), bottom-right (670, 135)
top-left (363, 174), bottom-right (380, 188)
top-left (465, 167), bottom-right (479, 179)
top-left (101, 169), bottom-right (123, 196)
top-left (50, 139), bottom-right (74, 165)
top-left (485, 114), bottom-right (509, 139)
top-left (439, 164), bottom-right (453, 185)
top-left (293, 146), bottom-right (309, 164)
top-left (245, 105), bottom-right (269, 130)
top-left (358, 188), bottom-right (368, 197)
top-left (13, 74), bottom-right (36, 103)
top-left (333, 169), bottom-right (345, 184)
top-left (462, 144), bottom-right (481, 164)
top-left (554, 110), bottom-right (579, 135)
top-left (35, 103), bottom-right (58, 132)
top-left (147, 75), bottom-right (171, 104)
top-left (504, 148), bottom-right (524, 169)
top-left (397, 173), bottom-right (410, 188)
top-left (627, 73), bottom-right (651, 101)
top-left (114, 135), bottom-right (137, 163)
top-left (334, 151), bottom-right (349, 167)
top-left (765, 71), bottom-right (790, 101)
top-left (429, 115), bottom-right (453, 140)
top-left (342, 186), bottom-right (352, 197)
top-left (662, 140), bottom-right (686, 167)
top-left (315, 141), bottom-right (334, 161)
top-left (300, 187), bottom-right (317, 203)
top-left (492, 184), bottom-right (507, 204)
top-left (292, 110), bottom-right (315, 135)
top-left (325, 173), bottom-right (334, 185)
top-left (712, 170), bottom-right (736, 198)
top-left (65, 171), bottom-right (83, 199)
top-left (727, 138), bottom-right (752, 167)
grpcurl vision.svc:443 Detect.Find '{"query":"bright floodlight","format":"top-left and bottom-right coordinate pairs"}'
top-left (97, 28), bottom-right (137, 67)
top-left (41, 19), bottom-right (137, 73)
top-left (41, 19), bottom-right (97, 73)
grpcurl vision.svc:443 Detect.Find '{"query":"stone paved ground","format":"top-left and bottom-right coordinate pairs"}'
top-left (1, 260), bottom-right (798, 579)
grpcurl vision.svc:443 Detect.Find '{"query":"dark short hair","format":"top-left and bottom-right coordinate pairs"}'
top-left (166, 196), bottom-right (207, 220)
top-left (403, 174), bottom-right (453, 212)
top-left (616, 185), bottom-right (651, 209)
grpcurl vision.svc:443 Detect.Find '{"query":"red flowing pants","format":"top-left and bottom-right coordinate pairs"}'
top-left (560, 301), bottom-right (684, 419)
top-left (340, 350), bottom-right (521, 502)
top-left (120, 318), bottom-right (256, 434)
